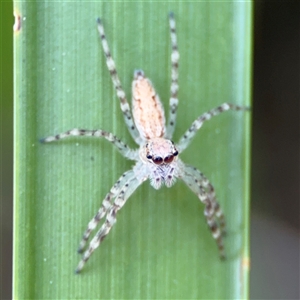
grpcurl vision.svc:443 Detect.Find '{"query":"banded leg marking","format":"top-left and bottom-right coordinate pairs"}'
top-left (96, 18), bottom-right (142, 145)
top-left (184, 165), bottom-right (226, 232)
top-left (40, 128), bottom-right (138, 160)
top-left (177, 103), bottom-right (250, 152)
top-left (166, 12), bottom-right (180, 139)
top-left (180, 165), bottom-right (226, 258)
top-left (77, 170), bottom-right (135, 253)
top-left (77, 192), bottom-right (113, 253)
top-left (75, 174), bottom-right (141, 273)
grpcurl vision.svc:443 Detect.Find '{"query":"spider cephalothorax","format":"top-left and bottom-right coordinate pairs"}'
top-left (142, 138), bottom-right (178, 165)
top-left (138, 137), bottom-right (180, 189)
top-left (42, 13), bottom-right (249, 273)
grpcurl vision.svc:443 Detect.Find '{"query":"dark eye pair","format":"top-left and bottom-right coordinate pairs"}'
top-left (147, 151), bottom-right (178, 165)
top-left (151, 155), bottom-right (172, 165)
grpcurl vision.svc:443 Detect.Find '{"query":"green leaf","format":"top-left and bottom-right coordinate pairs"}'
top-left (14, 2), bottom-right (252, 299)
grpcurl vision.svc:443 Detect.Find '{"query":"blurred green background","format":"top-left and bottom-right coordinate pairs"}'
top-left (1, 1), bottom-right (299, 299)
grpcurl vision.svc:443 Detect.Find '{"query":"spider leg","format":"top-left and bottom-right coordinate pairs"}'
top-left (96, 18), bottom-right (142, 145)
top-left (77, 170), bottom-right (136, 253)
top-left (177, 103), bottom-right (250, 152)
top-left (40, 128), bottom-right (138, 160)
top-left (179, 164), bottom-right (226, 259)
top-left (183, 165), bottom-right (226, 232)
top-left (75, 171), bottom-right (142, 273)
top-left (166, 12), bottom-right (180, 139)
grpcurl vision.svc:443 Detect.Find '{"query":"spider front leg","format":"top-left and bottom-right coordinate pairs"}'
top-left (166, 12), bottom-right (180, 139)
top-left (184, 165), bottom-right (226, 232)
top-left (177, 103), bottom-right (250, 152)
top-left (75, 171), bottom-right (142, 274)
top-left (40, 128), bottom-right (138, 160)
top-left (180, 164), bottom-right (226, 259)
top-left (77, 170), bottom-right (137, 253)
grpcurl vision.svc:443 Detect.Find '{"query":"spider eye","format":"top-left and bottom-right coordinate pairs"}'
top-left (146, 154), bottom-right (152, 159)
top-left (152, 156), bottom-right (163, 165)
top-left (164, 155), bottom-right (174, 164)
top-left (173, 150), bottom-right (178, 156)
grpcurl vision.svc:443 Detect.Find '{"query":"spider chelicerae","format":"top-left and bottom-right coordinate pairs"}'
top-left (41, 13), bottom-right (249, 273)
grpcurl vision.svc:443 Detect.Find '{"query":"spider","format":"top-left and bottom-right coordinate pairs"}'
top-left (41, 13), bottom-right (249, 273)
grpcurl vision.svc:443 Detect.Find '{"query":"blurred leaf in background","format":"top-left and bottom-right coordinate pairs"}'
top-left (1, 1), bottom-right (14, 299)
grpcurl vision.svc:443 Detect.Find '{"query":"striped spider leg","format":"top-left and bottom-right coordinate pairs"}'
top-left (41, 13), bottom-right (249, 273)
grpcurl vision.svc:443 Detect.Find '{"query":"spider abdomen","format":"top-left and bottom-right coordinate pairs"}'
top-left (132, 70), bottom-right (166, 140)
